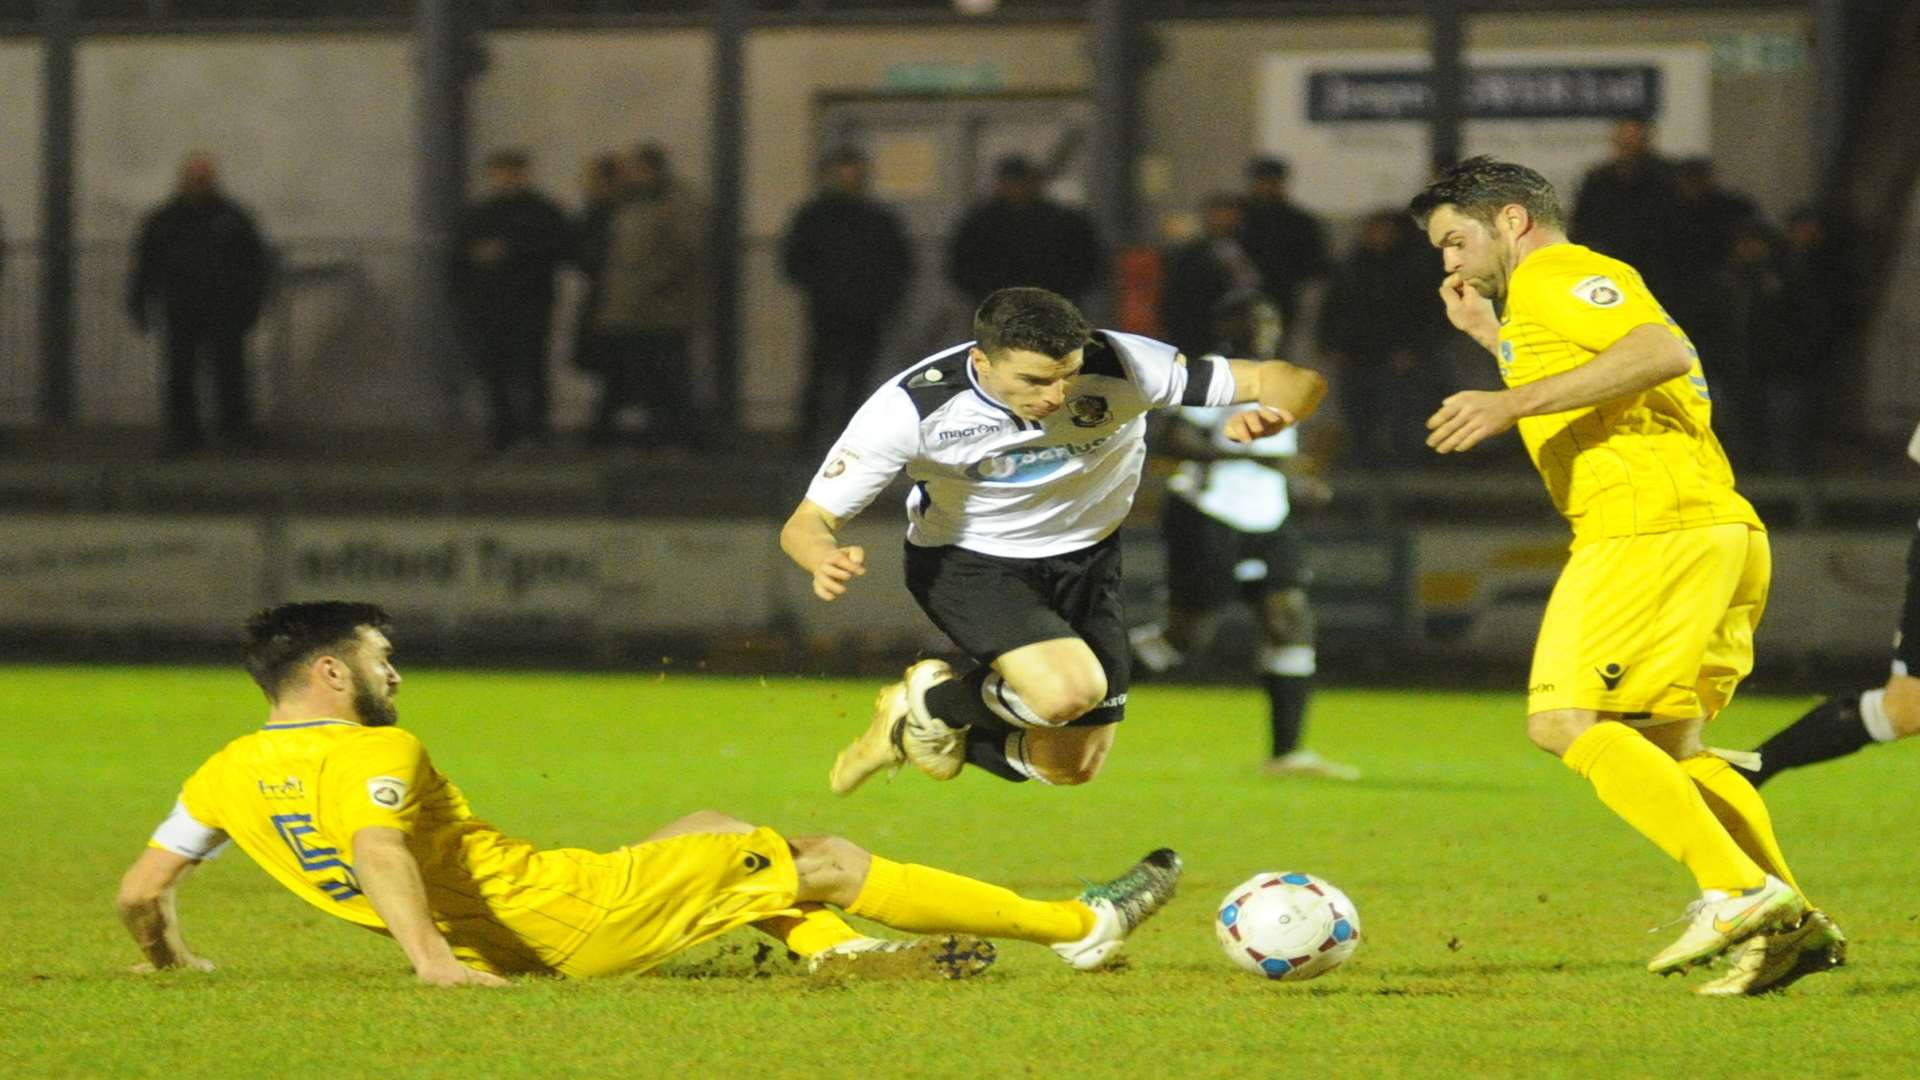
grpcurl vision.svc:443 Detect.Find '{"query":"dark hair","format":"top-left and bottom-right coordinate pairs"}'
top-left (972, 287), bottom-right (1091, 359)
top-left (994, 154), bottom-right (1040, 181)
top-left (243, 601), bottom-right (392, 702)
top-left (1408, 155), bottom-right (1563, 230)
top-left (631, 142), bottom-right (671, 176)
top-left (820, 145), bottom-right (868, 172)
top-left (1248, 157), bottom-right (1291, 182)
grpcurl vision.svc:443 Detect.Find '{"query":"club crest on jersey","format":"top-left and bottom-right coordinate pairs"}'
top-left (1573, 275), bottom-right (1624, 308)
top-left (1067, 395), bottom-right (1112, 428)
top-left (367, 775), bottom-right (409, 809)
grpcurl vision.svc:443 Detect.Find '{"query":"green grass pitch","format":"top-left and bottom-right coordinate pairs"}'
top-left (3, 665), bottom-right (1917, 1078)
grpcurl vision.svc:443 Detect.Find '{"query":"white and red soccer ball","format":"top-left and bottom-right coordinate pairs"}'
top-left (1215, 871), bottom-right (1361, 981)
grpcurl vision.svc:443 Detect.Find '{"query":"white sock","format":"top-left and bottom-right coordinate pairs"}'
top-left (1004, 731), bottom-right (1051, 784)
top-left (982, 672), bottom-right (1046, 728)
top-left (1260, 644), bottom-right (1316, 677)
top-left (1861, 688), bottom-right (1896, 743)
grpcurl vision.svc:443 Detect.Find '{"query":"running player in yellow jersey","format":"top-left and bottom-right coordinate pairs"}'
top-left (1408, 157), bottom-right (1842, 995)
top-left (114, 602), bottom-right (1182, 985)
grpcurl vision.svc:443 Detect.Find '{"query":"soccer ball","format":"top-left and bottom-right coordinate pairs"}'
top-left (1215, 871), bottom-right (1360, 981)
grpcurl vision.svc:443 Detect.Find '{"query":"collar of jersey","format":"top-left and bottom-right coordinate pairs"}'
top-left (963, 354), bottom-right (1041, 430)
top-left (262, 718), bottom-right (359, 731)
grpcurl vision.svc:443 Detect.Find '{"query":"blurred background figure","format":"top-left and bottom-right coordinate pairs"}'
top-left (1317, 209), bottom-right (1449, 470)
top-left (127, 152), bottom-right (272, 457)
top-left (1157, 193), bottom-right (1260, 361)
top-left (946, 154), bottom-right (1107, 307)
top-left (1240, 157), bottom-right (1329, 347)
top-left (589, 143), bottom-right (706, 449)
top-left (1774, 206), bottom-right (1859, 470)
top-left (1132, 287), bottom-right (1356, 780)
top-left (1571, 117), bottom-right (1678, 294)
top-left (452, 148), bottom-right (571, 457)
top-left (568, 152), bottom-right (624, 407)
top-left (781, 145), bottom-right (915, 455)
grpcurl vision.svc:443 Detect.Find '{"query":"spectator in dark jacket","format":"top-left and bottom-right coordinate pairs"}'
top-left (1570, 118), bottom-right (1679, 294)
top-left (128, 152), bottom-right (273, 455)
top-left (1318, 210), bottom-right (1449, 468)
top-left (782, 146), bottom-right (916, 452)
top-left (1158, 193), bottom-right (1262, 361)
top-left (1240, 157), bottom-right (1330, 337)
top-left (452, 148), bottom-right (573, 455)
top-left (946, 155), bottom-right (1106, 306)
top-left (590, 143), bottom-right (706, 449)
top-left (569, 153), bottom-right (624, 390)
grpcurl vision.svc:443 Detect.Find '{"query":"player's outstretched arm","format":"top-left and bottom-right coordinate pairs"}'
top-left (354, 827), bottom-right (507, 988)
top-left (1222, 359), bottom-right (1328, 443)
top-left (116, 847), bottom-right (215, 974)
top-left (1426, 323), bottom-right (1692, 454)
top-left (781, 498), bottom-right (867, 602)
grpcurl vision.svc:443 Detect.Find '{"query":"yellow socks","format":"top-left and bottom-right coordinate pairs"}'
top-left (1679, 752), bottom-right (1803, 897)
top-left (847, 856), bottom-right (1096, 944)
top-left (754, 903), bottom-right (866, 957)
top-left (1562, 721), bottom-right (1764, 893)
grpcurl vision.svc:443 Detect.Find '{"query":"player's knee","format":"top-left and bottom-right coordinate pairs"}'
top-left (1027, 730), bottom-right (1112, 785)
top-left (1884, 676), bottom-right (1920, 738)
top-left (1262, 590), bottom-right (1314, 645)
top-left (1526, 710), bottom-right (1592, 757)
top-left (681, 810), bottom-right (755, 835)
top-left (789, 834), bottom-right (869, 904)
top-left (1021, 671), bottom-right (1109, 726)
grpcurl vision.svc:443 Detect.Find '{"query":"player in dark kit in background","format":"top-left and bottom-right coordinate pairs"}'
top-left (128, 152), bottom-right (273, 456)
top-left (781, 287), bottom-right (1326, 795)
top-left (1130, 289), bottom-right (1358, 780)
top-left (1736, 422), bottom-right (1920, 784)
top-left (452, 149), bottom-right (573, 455)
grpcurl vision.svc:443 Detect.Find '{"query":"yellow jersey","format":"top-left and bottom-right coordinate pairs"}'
top-left (156, 720), bottom-right (609, 973)
top-left (1497, 243), bottom-right (1761, 547)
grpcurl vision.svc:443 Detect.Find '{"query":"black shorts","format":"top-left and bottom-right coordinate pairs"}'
top-left (903, 535), bottom-right (1129, 726)
top-left (1161, 496), bottom-right (1310, 611)
top-left (1898, 521), bottom-right (1920, 676)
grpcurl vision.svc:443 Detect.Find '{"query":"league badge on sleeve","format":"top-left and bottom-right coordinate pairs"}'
top-left (367, 775), bottom-right (409, 809)
top-left (1572, 275), bottom-right (1624, 308)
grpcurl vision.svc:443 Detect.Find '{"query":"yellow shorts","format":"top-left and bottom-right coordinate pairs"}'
top-left (445, 827), bottom-right (801, 978)
top-left (1527, 524), bottom-right (1769, 720)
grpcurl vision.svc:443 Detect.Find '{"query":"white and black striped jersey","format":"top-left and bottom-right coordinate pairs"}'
top-left (1165, 396), bottom-right (1298, 533)
top-left (806, 330), bottom-right (1239, 558)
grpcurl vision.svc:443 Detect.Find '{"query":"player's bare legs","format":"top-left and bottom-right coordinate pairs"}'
top-left (990, 638), bottom-right (1110, 726)
top-left (639, 810), bottom-right (755, 843)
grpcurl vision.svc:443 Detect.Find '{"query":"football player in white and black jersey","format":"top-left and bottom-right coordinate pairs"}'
top-left (1129, 289), bottom-right (1359, 780)
top-left (780, 287), bottom-right (1327, 793)
top-left (1737, 420), bottom-right (1920, 785)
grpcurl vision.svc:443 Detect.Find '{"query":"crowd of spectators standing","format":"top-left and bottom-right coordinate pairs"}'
top-left (110, 122), bottom-right (1855, 474)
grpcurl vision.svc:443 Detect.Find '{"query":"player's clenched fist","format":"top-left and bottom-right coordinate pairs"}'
top-left (813, 545), bottom-right (867, 601)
